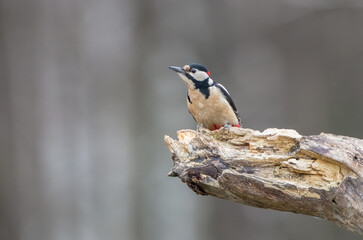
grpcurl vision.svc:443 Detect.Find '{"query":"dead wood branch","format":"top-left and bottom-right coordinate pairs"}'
top-left (164, 128), bottom-right (363, 235)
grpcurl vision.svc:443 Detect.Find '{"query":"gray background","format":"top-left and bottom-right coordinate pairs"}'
top-left (1, 0), bottom-right (362, 240)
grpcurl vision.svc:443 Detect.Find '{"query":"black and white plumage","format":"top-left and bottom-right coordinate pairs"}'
top-left (169, 63), bottom-right (241, 130)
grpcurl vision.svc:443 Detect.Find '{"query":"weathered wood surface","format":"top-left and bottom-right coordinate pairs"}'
top-left (164, 128), bottom-right (363, 235)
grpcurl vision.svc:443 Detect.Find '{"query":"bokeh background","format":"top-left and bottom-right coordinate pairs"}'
top-left (1, 0), bottom-right (362, 240)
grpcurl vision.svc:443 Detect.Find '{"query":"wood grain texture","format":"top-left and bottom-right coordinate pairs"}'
top-left (164, 128), bottom-right (363, 235)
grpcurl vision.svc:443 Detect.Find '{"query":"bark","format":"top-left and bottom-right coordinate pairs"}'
top-left (164, 128), bottom-right (363, 235)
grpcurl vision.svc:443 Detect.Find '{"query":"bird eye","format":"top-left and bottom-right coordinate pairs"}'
top-left (191, 68), bottom-right (196, 73)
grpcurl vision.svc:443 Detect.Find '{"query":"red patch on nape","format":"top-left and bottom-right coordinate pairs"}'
top-left (206, 71), bottom-right (211, 76)
top-left (232, 124), bottom-right (241, 128)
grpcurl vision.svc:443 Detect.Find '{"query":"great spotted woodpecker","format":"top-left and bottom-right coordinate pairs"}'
top-left (169, 63), bottom-right (241, 131)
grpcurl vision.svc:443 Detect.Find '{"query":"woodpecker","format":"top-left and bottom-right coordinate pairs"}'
top-left (169, 63), bottom-right (241, 131)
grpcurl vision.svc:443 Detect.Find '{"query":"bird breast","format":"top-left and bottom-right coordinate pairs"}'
top-left (187, 86), bottom-right (238, 129)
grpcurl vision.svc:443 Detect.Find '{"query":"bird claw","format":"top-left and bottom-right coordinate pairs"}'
top-left (223, 123), bottom-right (232, 133)
top-left (196, 123), bottom-right (204, 132)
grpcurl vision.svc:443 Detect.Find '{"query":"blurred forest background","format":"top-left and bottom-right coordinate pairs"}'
top-left (1, 0), bottom-right (363, 240)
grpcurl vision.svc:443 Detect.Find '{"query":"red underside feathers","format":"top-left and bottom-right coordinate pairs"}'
top-left (210, 124), bottom-right (241, 131)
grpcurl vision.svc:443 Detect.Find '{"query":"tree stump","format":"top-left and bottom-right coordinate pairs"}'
top-left (164, 127), bottom-right (363, 235)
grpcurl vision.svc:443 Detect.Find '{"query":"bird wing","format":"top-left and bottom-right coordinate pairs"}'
top-left (215, 83), bottom-right (241, 124)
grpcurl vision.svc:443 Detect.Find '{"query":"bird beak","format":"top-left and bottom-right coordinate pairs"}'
top-left (169, 66), bottom-right (186, 75)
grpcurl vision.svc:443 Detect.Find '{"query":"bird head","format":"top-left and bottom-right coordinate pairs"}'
top-left (169, 63), bottom-right (213, 89)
